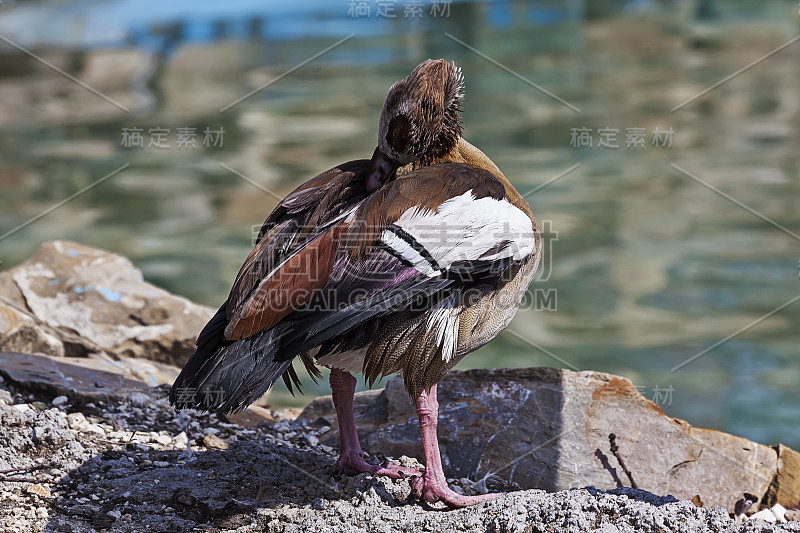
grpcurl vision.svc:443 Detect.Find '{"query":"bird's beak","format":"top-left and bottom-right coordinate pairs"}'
top-left (366, 147), bottom-right (400, 193)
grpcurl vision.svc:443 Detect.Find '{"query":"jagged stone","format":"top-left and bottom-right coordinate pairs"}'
top-left (0, 351), bottom-right (150, 402)
top-left (0, 302), bottom-right (65, 356)
top-left (299, 367), bottom-right (794, 514)
top-left (765, 445), bottom-right (800, 511)
top-left (0, 240), bottom-right (213, 365)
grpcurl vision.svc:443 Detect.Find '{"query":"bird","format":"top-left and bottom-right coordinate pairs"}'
top-left (169, 58), bottom-right (541, 508)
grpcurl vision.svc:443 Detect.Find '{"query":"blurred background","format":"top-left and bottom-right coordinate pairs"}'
top-left (0, 0), bottom-right (798, 447)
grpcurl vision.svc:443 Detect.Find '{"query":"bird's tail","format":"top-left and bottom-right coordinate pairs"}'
top-left (169, 304), bottom-right (294, 415)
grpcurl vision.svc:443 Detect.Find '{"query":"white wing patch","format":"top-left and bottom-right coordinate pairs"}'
top-left (380, 230), bottom-right (440, 277)
top-left (426, 295), bottom-right (461, 363)
top-left (381, 189), bottom-right (535, 274)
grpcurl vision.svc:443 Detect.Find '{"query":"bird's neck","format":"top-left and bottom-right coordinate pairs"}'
top-left (449, 138), bottom-right (535, 220)
top-left (448, 137), bottom-right (503, 175)
top-left (396, 138), bottom-right (534, 219)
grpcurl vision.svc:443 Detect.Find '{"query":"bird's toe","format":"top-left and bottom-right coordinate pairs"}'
top-left (414, 477), bottom-right (501, 508)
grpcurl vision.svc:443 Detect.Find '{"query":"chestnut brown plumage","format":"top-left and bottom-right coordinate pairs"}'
top-left (170, 59), bottom-right (541, 508)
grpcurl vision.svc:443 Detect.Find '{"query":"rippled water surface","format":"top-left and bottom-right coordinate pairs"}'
top-left (0, 0), bottom-right (798, 447)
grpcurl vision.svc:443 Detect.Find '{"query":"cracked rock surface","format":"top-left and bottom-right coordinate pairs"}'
top-left (301, 367), bottom-right (798, 515)
top-left (0, 240), bottom-right (214, 365)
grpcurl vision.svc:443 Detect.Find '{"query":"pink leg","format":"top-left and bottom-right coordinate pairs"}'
top-left (330, 368), bottom-right (419, 478)
top-left (412, 384), bottom-right (500, 508)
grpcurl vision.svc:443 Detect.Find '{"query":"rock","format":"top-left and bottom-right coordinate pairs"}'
top-left (51, 395), bottom-right (68, 406)
top-left (152, 433), bottom-right (172, 446)
top-left (786, 509), bottom-right (800, 522)
top-left (203, 434), bottom-right (229, 450)
top-left (751, 509), bottom-right (778, 523)
top-left (25, 484), bottom-right (51, 499)
top-left (764, 445), bottom-right (800, 511)
top-left (173, 432), bottom-right (188, 449)
top-left (225, 404), bottom-right (289, 428)
top-left (299, 367), bottom-right (795, 514)
top-left (311, 497), bottom-right (326, 510)
top-left (0, 351), bottom-right (150, 402)
top-left (98, 356), bottom-right (182, 389)
top-left (66, 412), bottom-right (87, 430)
top-left (0, 349), bottom-right (185, 405)
top-left (2, 383), bottom-right (799, 533)
top-left (81, 48), bottom-right (154, 91)
top-left (772, 504), bottom-right (788, 523)
top-left (131, 442), bottom-right (149, 453)
top-left (0, 389), bottom-right (12, 405)
top-left (82, 424), bottom-right (105, 435)
top-left (128, 392), bottom-right (151, 407)
top-left (0, 241), bottom-right (214, 366)
top-left (0, 302), bottom-right (65, 356)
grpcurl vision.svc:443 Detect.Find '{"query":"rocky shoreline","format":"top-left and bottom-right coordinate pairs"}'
top-left (1, 241), bottom-right (800, 532)
top-left (1, 379), bottom-right (798, 533)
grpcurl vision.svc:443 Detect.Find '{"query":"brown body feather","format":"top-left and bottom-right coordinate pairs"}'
top-left (224, 161), bottom-right (369, 340)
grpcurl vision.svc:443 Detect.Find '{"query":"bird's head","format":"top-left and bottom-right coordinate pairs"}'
top-left (366, 59), bottom-right (464, 192)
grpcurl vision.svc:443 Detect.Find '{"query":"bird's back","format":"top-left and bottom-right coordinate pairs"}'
top-left (171, 142), bottom-right (539, 411)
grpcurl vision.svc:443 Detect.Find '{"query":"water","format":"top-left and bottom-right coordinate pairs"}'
top-left (0, 0), bottom-right (798, 448)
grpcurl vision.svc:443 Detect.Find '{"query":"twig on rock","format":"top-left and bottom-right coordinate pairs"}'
top-left (0, 477), bottom-right (52, 483)
top-left (609, 434), bottom-right (637, 489)
top-left (0, 462), bottom-right (58, 484)
top-left (0, 463), bottom-right (51, 475)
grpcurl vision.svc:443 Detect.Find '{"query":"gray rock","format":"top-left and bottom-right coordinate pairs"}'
top-left (51, 395), bottom-right (68, 406)
top-left (299, 367), bottom-right (796, 514)
top-left (311, 497), bottom-right (326, 510)
top-left (0, 240), bottom-right (213, 366)
top-left (0, 301), bottom-right (65, 357)
top-left (0, 389), bottom-right (12, 405)
top-left (66, 412), bottom-right (87, 430)
top-left (0, 349), bottom-right (190, 409)
top-left (0, 351), bottom-right (150, 402)
top-left (128, 391), bottom-right (152, 407)
top-left (202, 434), bottom-right (229, 450)
top-left (772, 504), bottom-right (789, 523)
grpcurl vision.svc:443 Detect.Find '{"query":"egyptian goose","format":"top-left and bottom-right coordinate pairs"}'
top-left (170, 59), bottom-right (541, 508)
